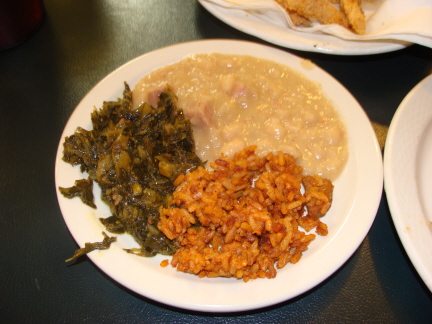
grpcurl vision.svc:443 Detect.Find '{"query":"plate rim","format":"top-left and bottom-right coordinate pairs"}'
top-left (384, 73), bottom-right (432, 292)
top-left (55, 39), bottom-right (383, 312)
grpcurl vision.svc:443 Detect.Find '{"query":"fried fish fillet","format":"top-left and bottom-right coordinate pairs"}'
top-left (287, 9), bottom-right (312, 26)
top-left (340, 0), bottom-right (366, 34)
top-left (276, 0), bottom-right (349, 28)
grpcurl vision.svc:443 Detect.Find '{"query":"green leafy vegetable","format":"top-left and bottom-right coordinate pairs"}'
top-left (60, 83), bottom-right (203, 257)
top-left (59, 178), bottom-right (96, 208)
top-left (99, 215), bottom-right (125, 234)
top-left (65, 232), bottom-right (116, 262)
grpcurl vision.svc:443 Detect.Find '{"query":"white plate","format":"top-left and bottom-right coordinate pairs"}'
top-left (55, 40), bottom-right (383, 312)
top-left (384, 74), bottom-right (432, 292)
top-left (198, 0), bottom-right (409, 55)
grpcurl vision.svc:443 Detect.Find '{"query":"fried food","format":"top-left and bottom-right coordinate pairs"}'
top-left (287, 9), bottom-right (312, 26)
top-left (276, 0), bottom-right (366, 34)
top-left (340, 0), bottom-right (366, 34)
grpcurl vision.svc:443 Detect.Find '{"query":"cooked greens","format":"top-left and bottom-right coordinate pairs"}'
top-left (60, 83), bottom-right (203, 258)
top-left (65, 232), bottom-right (116, 262)
top-left (59, 178), bottom-right (96, 209)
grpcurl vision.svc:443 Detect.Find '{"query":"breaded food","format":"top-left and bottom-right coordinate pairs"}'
top-left (340, 0), bottom-right (366, 34)
top-left (276, 0), bottom-right (349, 28)
top-left (276, 0), bottom-right (366, 34)
top-left (287, 9), bottom-right (312, 26)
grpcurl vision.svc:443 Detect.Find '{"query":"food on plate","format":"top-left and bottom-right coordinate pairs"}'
top-left (59, 178), bottom-right (96, 209)
top-left (60, 83), bottom-right (203, 257)
top-left (59, 53), bottom-right (345, 280)
top-left (158, 146), bottom-right (333, 281)
top-left (275, 0), bottom-right (366, 34)
top-left (133, 53), bottom-right (348, 181)
top-left (276, 0), bottom-right (349, 28)
top-left (65, 232), bottom-right (116, 262)
top-left (339, 0), bottom-right (366, 34)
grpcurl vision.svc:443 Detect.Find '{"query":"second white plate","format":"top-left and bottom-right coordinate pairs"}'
top-left (384, 74), bottom-right (432, 292)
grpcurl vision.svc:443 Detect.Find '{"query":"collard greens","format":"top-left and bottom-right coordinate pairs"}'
top-left (61, 83), bottom-right (203, 258)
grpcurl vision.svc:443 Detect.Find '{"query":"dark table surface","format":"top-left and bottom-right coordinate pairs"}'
top-left (1, 1), bottom-right (432, 323)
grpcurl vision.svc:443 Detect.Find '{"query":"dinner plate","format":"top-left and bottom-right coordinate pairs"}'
top-left (384, 74), bottom-right (432, 292)
top-left (55, 39), bottom-right (383, 312)
top-left (198, 0), bottom-right (409, 55)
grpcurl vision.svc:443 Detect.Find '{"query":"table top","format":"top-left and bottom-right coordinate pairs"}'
top-left (1, 1), bottom-right (432, 322)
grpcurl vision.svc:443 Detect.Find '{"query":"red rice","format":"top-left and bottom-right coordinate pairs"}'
top-left (158, 146), bottom-right (333, 281)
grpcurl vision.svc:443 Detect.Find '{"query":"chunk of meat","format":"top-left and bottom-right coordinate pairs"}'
top-left (184, 100), bottom-right (215, 127)
top-left (147, 87), bottom-right (165, 107)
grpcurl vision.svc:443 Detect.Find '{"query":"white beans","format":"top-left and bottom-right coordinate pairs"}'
top-left (133, 54), bottom-right (348, 180)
